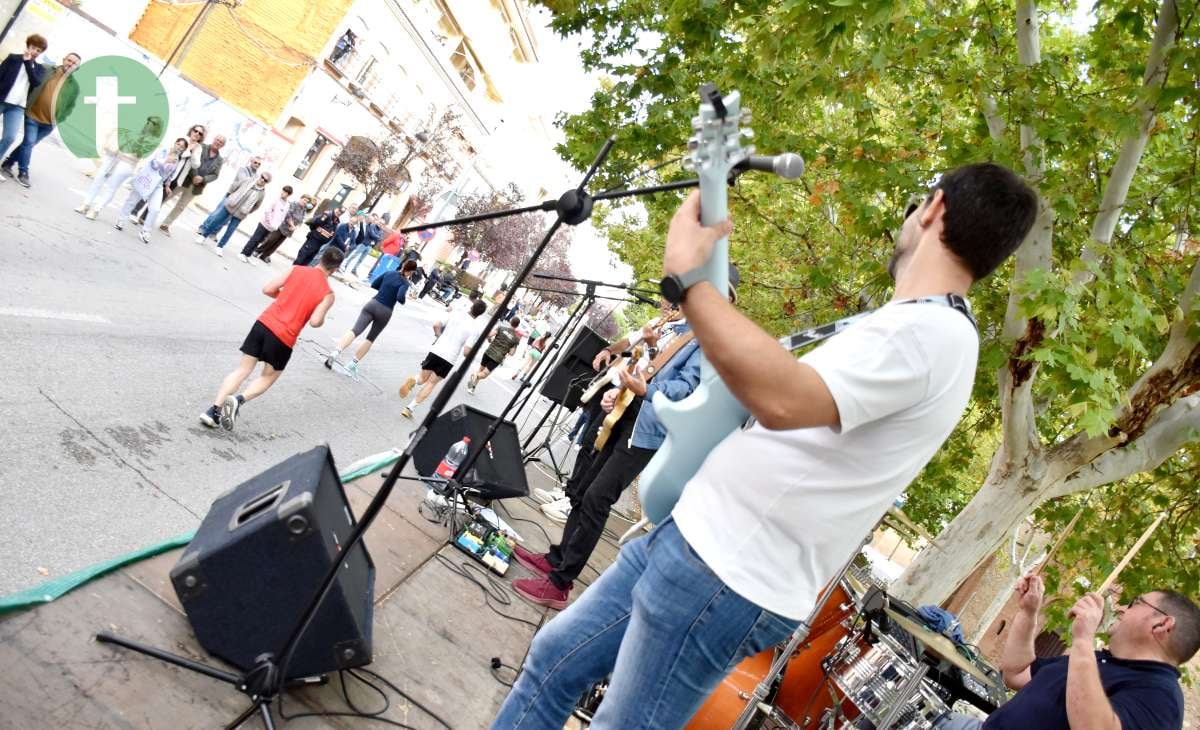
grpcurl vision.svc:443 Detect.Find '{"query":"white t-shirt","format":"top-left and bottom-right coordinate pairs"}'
top-left (672, 301), bottom-right (978, 621)
top-left (430, 311), bottom-right (485, 364)
top-left (4, 61), bottom-right (32, 108)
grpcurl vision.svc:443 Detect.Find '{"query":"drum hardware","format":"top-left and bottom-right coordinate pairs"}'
top-left (729, 536), bottom-right (871, 730)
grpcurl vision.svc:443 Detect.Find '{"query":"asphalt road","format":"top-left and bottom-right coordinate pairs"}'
top-left (0, 139), bottom-right (555, 596)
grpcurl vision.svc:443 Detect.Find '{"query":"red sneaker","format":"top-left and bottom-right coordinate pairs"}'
top-left (512, 545), bottom-right (554, 578)
top-left (512, 577), bottom-right (571, 610)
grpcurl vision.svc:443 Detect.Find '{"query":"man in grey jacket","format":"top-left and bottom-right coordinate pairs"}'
top-left (158, 134), bottom-right (226, 234)
top-left (195, 170), bottom-right (269, 256)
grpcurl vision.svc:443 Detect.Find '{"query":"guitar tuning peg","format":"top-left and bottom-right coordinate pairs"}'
top-left (741, 111), bottom-right (753, 125)
top-left (739, 129), bottom-right (755, 139)
top-left (691, 115), bottom-right (703, 129)
top-left (687, 139), bottom-right (700, 150)
top-left (681, 157), bottom-right (697, 172)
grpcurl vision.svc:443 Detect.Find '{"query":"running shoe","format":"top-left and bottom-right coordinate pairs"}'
top-left (398, 376), bottom-right (416, 398)
top-left (220, 395), bottom-right (241, 430)
top-left (199, 405), bottom-right (220, 428)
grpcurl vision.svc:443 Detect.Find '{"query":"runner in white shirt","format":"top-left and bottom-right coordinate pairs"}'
top-left (398, 299), bottom-right (487, 419)
top-left (491, 162), bottom-right (1039, 728)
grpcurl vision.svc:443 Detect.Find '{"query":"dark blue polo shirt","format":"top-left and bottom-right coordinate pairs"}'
top-left (984, 650), bottom-right (1182, 729)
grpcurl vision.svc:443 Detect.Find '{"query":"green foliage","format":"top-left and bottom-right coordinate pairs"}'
top-left (537, 0), bottom-right (1200, 590)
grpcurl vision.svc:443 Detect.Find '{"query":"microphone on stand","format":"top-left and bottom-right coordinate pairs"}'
top-left (733, 152), bottom-right (805, 179)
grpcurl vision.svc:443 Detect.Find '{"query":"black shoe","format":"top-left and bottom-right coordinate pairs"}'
top-left (199, 405), bottom-right (221, 428)
top-left (0, 162), bottom-right (13, 178)
top-left (16, 172), bottom-right (30, 188)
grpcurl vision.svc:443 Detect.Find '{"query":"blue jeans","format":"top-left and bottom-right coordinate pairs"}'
top-left (198, 205), bottom-right (242, 248)
top-left (342, 243), bottom-right (372, 274)
top-left (0, 102), bottom-right (24, 165)
top-left (2, 114), bottom-right (53, 175)
top-left (491, 518), bottom-right (798, 729)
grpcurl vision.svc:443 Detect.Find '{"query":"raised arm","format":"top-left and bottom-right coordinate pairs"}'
top-left (663, 192), bottom-right (838, 431)
top-left (1064, 593), bottom-right (1121, 730)
top-left (999, 574), bottom-right (1043, 690)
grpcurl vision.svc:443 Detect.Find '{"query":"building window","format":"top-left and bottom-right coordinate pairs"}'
top-left (293, 133), bottom-right (330, 180)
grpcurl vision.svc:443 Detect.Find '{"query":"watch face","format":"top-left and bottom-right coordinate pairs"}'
top-left (660, 275), bottom-right (684, 304)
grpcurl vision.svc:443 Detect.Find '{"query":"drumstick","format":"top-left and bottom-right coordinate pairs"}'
top-left (1032, 505), bottom-right (1086, 577)
top-left (1098, 513), bottom-right (1166, 595)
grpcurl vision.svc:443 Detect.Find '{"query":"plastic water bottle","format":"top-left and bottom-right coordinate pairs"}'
top-left (435, 436), bottom-right (471, 481)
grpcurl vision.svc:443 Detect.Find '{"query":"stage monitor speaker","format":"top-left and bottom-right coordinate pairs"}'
top-left (540, 326), bottom-right (609, 410)
top-left (413, 404), bottom-right (528, 500)
top-left (171, 445), bottom-right (374, 679)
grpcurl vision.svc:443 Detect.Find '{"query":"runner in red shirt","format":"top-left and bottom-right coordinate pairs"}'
top-left (200, 247), bottom-right (343, 431)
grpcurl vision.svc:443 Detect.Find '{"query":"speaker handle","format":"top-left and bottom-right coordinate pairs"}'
top-left (228, 480), bottom-right (291, 532)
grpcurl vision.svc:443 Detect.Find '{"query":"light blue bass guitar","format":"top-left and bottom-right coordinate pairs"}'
top-left (639, 85), bottom-right (753, 525)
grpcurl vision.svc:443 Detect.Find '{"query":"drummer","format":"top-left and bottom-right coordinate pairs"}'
top-left (939, 574), bottom-right (1198, 729)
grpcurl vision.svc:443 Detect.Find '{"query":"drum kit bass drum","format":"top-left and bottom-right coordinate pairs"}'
top-left (573, 577), bottom-right (1001, 729)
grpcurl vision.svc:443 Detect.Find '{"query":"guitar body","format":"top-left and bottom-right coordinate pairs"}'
top-left (639, 86), bottom-right (752, 525)
top-left (594, 387), bottom-right (638, 451)
top-left (592, 346), bottom-right (644, 451)
top-left (580, 359), bottom-right (624, 404)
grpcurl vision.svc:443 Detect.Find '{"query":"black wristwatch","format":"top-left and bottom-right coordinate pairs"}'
top-left (659, 266), bottom-right (708, 304)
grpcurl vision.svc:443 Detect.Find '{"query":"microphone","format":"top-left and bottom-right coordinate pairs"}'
top-left (734, 153), bottom-right (805, 179)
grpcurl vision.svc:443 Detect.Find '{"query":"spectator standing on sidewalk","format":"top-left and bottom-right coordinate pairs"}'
top-left (294, 205), bottom-right (342, 266)
top-left (341, 213), bottom-right (384, 278)
top-left (158, 132), bottom-right (225, 234)
top-left (0, 35), bottom-right (47, 182)
top-left (237, 185), bottom-right (292, 262)
top-left (133, 123), bottom-right (203, 223)
top-left (252, 193), bottom-right (311, 263)
top-left (114, 137), bottom-right (186, 243)
top-left (75, 115), bottom-right (162, 220)
top-left (0, 51), bottom-right (80, 188)
top-left (200, 247), bottom-right (342, 432)
top-left (195, 171), bottom-right (270, 255)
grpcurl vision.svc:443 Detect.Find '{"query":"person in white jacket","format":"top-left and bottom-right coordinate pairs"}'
top-left (114, 137), bottom-right (187, 243)
top-left (75, 115), bottom-right (163, 220)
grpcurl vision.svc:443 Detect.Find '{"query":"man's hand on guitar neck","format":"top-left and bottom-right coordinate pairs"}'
top-left (664, 191), bottom-right (733, 277)
top-left (663, 192), bottom-right (841, 432)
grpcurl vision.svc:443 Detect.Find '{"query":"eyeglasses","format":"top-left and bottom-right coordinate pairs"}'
top-left (1130, 595), bottom-right (1171, 619)
top-left (904, 202), bottom-right (919, 220)
top-left (191, 128), bottom-right (204, 135)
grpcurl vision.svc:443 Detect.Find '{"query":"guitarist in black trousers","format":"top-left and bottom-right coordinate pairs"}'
top-left (492, 163), bottom-right (1037, 729)
top-left (508, 287), bottom-right (732, 609)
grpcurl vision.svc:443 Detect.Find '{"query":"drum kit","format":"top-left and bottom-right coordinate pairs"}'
top-left (573, 564), bottom-right (1005, 730)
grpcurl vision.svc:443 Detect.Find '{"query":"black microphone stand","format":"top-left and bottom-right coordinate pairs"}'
top-left (92, 137), bottom-right (715, 729)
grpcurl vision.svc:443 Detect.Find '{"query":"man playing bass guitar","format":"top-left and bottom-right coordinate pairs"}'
top-left (508, 292), bottom-right (722, 608)
top-left (492, 162), bottom-right (1037, 728)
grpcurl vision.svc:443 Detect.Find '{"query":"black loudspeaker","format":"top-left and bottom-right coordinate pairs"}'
top-left (171, 445), bottom-right (374, 679)
top-left (540, 326), bottom-right (609, 410)
top-left (413, 404), bottom-right (528, 500)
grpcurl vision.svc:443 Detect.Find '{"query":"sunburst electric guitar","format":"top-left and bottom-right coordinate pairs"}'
top-left (638, 85), bottom-right (754, 524)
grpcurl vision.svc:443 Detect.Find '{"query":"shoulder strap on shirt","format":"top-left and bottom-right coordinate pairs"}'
top-left (776, 293), bottom-right (976, 352)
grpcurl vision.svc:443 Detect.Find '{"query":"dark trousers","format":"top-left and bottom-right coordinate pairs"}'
top-left (255, 229), bottom-right (288, 258)
top-left (547, 399), bottom-right (653, 589)
top-left (240, 223), bottom-right (272, 256)
top-left (294, 236), bottom-right (326, 267)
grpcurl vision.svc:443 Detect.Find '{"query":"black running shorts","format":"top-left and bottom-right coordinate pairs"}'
top-left (420, 352), bottom-right (453, 378)
top-left (241, 320), bottom-right (292, 371)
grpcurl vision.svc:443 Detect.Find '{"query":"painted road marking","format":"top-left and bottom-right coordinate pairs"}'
top-left (0, 307), bottom-right (111, 324)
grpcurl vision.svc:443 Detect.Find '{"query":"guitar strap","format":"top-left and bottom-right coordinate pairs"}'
top-left (646, 331), bottom-right (697, 379)
top-left (776, 294), bottom-right (976, 352)
top-left (739, 295), bottom-right (975, 431)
